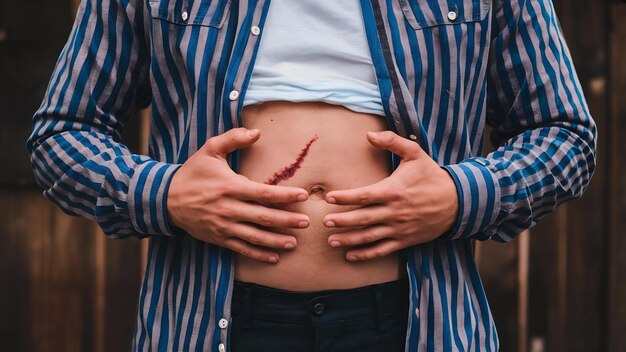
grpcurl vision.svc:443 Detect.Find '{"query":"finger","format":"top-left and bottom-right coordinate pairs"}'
top-left (222, 238), bottom-right (280, 263)
top-left (327, 225), bottom-right (395, 248)
top-left (227, 222), bottom-right (298, 250)
top-left (366, 131), bottom-right (424, 161)
top-left (345, 239), bottom-right (402, 261)
top-left (325, 181), bottom-right (395, 206)
top-left (323, 205), bottom-right (392, 228)
top-left (231, 201), bottom-right (310, 228)
top-left (234, 180), bottom-right (309, 204)
top-left (203, 128), bottom-right (261, 157)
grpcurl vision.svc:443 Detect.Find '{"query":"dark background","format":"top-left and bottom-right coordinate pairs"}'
top-left (1, 0), bottom-right (625, 351)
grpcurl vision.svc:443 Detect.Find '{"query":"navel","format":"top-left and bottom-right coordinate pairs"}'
top-left (309, 184), bottom-right (326, 195)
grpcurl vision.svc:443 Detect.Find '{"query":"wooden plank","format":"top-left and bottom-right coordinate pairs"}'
top-left (0, 191), bottom-right (51, 351)
top-left (94, 233), bottom-right (106, 352)
top-left (517, 231), bottom-right (529, 352)
top-left (476, 238), bottom-right (520, 351)
top-left (103, 236), bottom-right (143, 352)
top-left (527, 206), bottom-right (568, 352)
top-left (607, 3), bottom-right (626, 351)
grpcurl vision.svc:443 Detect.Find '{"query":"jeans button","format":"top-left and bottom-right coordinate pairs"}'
top-left (313, 302), bottom-right (325, 315)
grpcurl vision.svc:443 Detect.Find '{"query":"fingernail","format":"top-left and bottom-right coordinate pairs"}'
top-left (367, 131), bottom-right (378, 140)
top-left (247, 129), bottom-right (259, 138)
top-left (268, 256), bottom-right (278, 263)
top-left (330, 241), bottom-right (340, 248)
top-left (284, 242), bottom-right (295, 250)
top-left (347, 255), bottom-right (358, 261)
top-left (298, 220), bottom-right (309, 228)
top-left (325, 220), bottom-right (335, 228)
top-left (297, 194), bottom-right (308, 202)
top-left (327, 197), bottom-right (336, 204)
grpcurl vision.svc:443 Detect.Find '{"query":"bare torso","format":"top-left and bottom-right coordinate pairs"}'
top-left (235, 101), bottom-right (402, 291)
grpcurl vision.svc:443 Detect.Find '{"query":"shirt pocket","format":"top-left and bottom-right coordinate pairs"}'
top-left (399, 0), bottom-right (491, 30)
top-left (149, 0), bottom-right (231, 28)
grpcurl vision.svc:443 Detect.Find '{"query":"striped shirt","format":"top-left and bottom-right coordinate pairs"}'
top-left (26, 0), bottom-right (596, 351)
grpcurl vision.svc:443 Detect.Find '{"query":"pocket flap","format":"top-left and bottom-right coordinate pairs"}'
top-left (400, 0), bottom-right (491, 30)
top-left (149, 0), bottom-right (230, 28)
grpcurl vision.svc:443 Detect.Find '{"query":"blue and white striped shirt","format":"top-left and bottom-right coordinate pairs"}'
top-left (27, 0), bottom-right (596, 350)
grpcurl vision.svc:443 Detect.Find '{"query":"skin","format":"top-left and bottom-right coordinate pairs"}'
top-left (166, 127), bottom-right (459, 264)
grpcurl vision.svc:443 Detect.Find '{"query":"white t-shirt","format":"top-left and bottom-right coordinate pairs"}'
top-left (243, 0), bottom-right (385, 116)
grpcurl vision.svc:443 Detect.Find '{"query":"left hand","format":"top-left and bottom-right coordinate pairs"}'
top-left (323, 130), bottom-right (459, 261)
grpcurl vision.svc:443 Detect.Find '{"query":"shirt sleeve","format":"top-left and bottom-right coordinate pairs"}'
top-left (26, 0), bottom-right (183, 239)
top-left (440, 0), bottom-right (597, 243)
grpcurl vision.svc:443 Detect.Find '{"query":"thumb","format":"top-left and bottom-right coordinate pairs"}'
top-left (366, 131), bottom-right (424, 160)
top-left (203, 128), bottom-right (260, 157)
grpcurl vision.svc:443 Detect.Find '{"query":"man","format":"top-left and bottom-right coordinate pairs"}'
top-left (27, 0), bottom-right (596, 350)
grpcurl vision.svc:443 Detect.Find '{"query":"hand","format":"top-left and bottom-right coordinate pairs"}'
top-left (167, 128), bottom-right (310, 263)
top-left (323, 131), bottom-right (458, 261)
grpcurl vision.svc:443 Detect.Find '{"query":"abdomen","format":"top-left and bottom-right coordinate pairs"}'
top-left (235, 101), bottom-right (401, 291)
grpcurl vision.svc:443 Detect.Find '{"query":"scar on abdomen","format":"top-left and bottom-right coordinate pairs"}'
top-left (265, 134), bottom-right (319, 185)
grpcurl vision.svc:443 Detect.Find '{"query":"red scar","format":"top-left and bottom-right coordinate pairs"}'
top-left (265, 134), bottom-right (319, 185)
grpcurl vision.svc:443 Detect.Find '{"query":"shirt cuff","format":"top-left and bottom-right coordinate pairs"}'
top-left (440, 157), bottom-right (501, 241)
top-left (128, 160), bottom-right (185, 237)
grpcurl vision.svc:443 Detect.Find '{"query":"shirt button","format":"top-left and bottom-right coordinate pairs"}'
top-left (181, 11), bottom-right (189, 21)
top-left (415, 308), bottom-right (420, 318)
top-left (229, 90), bottom-right (240, 100)
top-left (313, 303), bottom-right (325, 315)
top-left (409, 134), bottom-right (418, 141)
top-left (250, 25), bottom-right (261, 36)
top-left (447, 10), bottom-right (458, 21)
top-left (218, 318), bottom-right (228, 329)
top-left (218, 343), bottom-right (226, 352)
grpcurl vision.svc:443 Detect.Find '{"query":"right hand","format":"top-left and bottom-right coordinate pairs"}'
top-left (166, 128), bottom-right (310, 263)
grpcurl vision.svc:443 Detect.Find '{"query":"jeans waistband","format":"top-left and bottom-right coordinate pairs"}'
top-left (232, 278), bottom-right (409, 327)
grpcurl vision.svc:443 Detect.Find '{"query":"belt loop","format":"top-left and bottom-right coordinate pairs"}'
top-left (374, 287), bottom-right (385, 335)
top-left (243, 287), bottom-right (252, 330)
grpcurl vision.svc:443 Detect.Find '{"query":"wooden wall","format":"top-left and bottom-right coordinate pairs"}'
top-left (0, 0), bottom-right (624, 351)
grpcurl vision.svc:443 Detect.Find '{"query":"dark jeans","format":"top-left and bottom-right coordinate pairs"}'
top-left (230, 279), bottom-right (409, 352)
